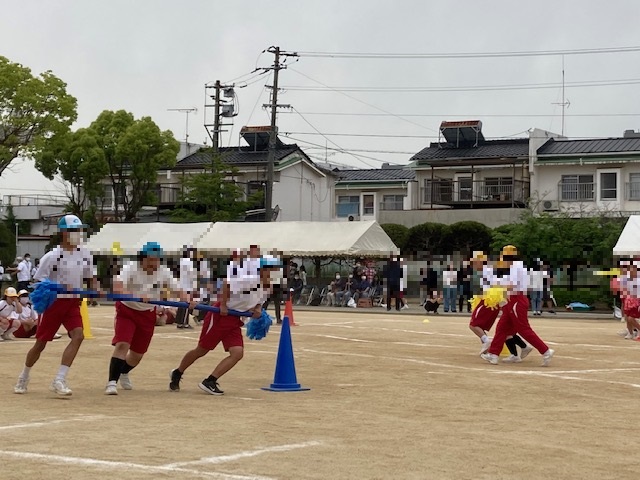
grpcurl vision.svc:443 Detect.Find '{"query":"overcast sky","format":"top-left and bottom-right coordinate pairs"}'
top-left (3, 0), bottom-right (640, 194)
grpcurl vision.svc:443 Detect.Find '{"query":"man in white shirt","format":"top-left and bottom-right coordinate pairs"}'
top-left (175, 246), bottom-right (198, 329)
top-left (442, 264), bottom-right (458, 313)
top-left (169, 254), bottom-right (281, 396)
top-left (16, 253), bottom-right (32, 291)
top-left (105, 241), bottom-right (194, 395)
top-left (14, 214), bottom-right (101, 396)
top-left (481, 245), bottom-right (554, 367)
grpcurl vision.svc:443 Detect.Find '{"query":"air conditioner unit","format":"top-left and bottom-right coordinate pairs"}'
top-left (347, 214), bottom-right (360, 222)
top-left (542, 200), bottom-right (560, 212)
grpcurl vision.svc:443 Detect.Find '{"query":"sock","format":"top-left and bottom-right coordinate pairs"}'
top-left (56, 365), bottom-right (70, 381)
top-left (480, 334), bottom-right (489, 344)
top-left (108, 357), bottom-right (126, 382)
top-left (20, 365), bottom-right (31, 379)
top-left (121, 362), bottom-right (136, 374)
top-left (206, 375), bottom-right (218, 383)
top-left (513, 335), bottom-right (527, 349)
top-left (505, 338), bottom-right (518, 356)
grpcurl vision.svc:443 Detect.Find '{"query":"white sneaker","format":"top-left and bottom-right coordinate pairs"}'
top-left (1, 333), bottom-right (15, 340)
top-left (502, 354), bottom-right (522, 363)
top-left (617, 329), bottom-right (629, 337)
top-left (401, 304), bottom-right (409, 310)
top-left (105, 381), bottom-right (118, 395)
top-left (119, 374), bottom-right (133, 390)
top-left (541, 349), bottom-right (555, 367)
top-left (520, 345), bottom-right (534, 360)
top-left (480, 353), bottom-right (499, 365)
top-left (624, 332), bottom-right (635, 339)
top-left (480, 341), bottom-right (491, 355)
top-left (14, 377), bottom-right (29, 394)
top-left (50, 378), bottom-right (72, 396)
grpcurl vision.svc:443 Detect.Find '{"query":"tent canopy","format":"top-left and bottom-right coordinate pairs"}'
top-left (195, 220), bottom-right (399, 257)
top-left (613, 216), bottom-right (640, 256)
top-left (85, 221), bottom-right (399, 257)
top-left (85, 222), bottom-right (213, 256)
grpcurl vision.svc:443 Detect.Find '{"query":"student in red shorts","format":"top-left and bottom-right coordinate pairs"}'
top-left (105, 242), bottom-right (193, 395)
top-left (468, 252), bottom-right (501, 355)
top-left (169, 254), bottom-right (281, 395)
top-left (14, 214), bottom-right (100, 396)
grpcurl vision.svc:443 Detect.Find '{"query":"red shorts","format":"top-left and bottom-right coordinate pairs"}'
top-left (198, 303), bottom-right (244, 351)
top-left (14, 324), bottom-right (37, 338)
top-left (112, 302), bottom-right (156, 354)
top-left (623, 296), bottom-right (640, 318)
top-left (469, 300), bottom-right (500, 332)
top-left (36, 298), bottom-right (83, 342)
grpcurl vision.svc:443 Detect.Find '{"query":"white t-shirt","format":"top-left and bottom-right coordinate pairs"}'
top-left (481, 265), bottom-right (496, 293)
top-left (625, 276), bottom-right (640, 298)
top-left (502, 261), bottom-right (529, 294)
top-left (116, 261), bottom-right (181, 311)
top-left (529, 269), bottom-right (546, 292)
top-left (19, 303), bottom-right (38, 323)
top-left (17, 260), bottom-right (31, 282)
top-left (179, 258), bottom-right (197, 293)
top-left (34, 246), bottom-right (95, 292)
top-left (442, 269), bottom-right (457, 287)
top-left (0, 299), bottom-right (18, 319)
top-left (226, 270), bottom-right (270, 313)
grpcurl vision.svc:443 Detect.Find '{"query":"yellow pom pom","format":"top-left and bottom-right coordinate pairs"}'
top-left (483, 286), bottom-right (507, 310)
top-left (470, 295), bottom-right (483, 311)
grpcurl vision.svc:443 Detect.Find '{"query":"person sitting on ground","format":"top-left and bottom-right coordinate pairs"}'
top-left (424, 290), bottom-right (442, 313)
top-left (156, 306), bottom-right (177, 326)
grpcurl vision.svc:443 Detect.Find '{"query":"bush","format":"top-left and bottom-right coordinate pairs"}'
top-left (381, 224), bottom-right (409, 252)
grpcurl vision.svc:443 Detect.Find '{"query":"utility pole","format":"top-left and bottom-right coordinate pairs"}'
top-left (262, 46), bottom-right (297, 222)
top-left (204, 81), bottom-right (236, 154)
top-left (212, 80), bottom-right (221, 152)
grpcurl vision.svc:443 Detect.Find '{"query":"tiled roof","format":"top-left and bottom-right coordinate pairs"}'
top-left (174, 144), bottom-right (300, 169)
top-left (336, 169), bottom-right (416, 182)
top-left (537, 137), bottom-right (640, 156)
top-left (411, 139), bottom-right (529, 162)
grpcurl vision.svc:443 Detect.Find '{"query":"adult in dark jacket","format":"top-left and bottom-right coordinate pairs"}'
top-left (384, 255), bottom-right (403, 311)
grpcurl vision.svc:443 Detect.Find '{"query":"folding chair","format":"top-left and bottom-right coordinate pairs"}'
top-left (297, 285), bottom-right (314, 306)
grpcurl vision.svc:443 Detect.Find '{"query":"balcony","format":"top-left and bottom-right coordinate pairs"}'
top-left (420, 179), bottom-right (529, 208)
top-left (2, 194), bottom-right (68, 206)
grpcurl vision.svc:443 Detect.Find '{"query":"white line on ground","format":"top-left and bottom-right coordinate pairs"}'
top-left (0, 450), bottom-right (273, 480)
top-left (162, 440), bottom-right (323, 468)
top-left (0, 415), bottom-right (108, 432)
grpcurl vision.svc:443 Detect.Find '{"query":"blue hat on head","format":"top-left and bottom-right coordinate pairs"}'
top-left (259, 255), bottom-right (282, 269)
top-left (58, 214), bottom-right (87, 230)
top-left (140, 242), bottom-right (163, 257)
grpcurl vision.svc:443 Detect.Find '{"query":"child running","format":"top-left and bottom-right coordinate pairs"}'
top-left (481, 245), bottom-right (554, 367)
top-left (14, 214), bottom-right (100, 395)
top-left (169, 253), bottom-right (281, 395)
top-left (468, 252), bottom-right (500, 354)
top-left (105, 241), bottom-right (194, 395)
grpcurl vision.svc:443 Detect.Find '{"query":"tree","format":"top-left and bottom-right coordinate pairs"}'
top-left (381, 224), bottom-right (409, 252)
top-left (89, 110), bottom-right (179, 221)
top-left (405, 222), bottom-right (451, 257)
top-left (34, 128), bottom-right (109, 218)
top-left (447, 221), bottom-right (493, 256)
top-left (171, 153), bottom-right (254, 222)
top-left (0, 56), bottom-right (77, 175)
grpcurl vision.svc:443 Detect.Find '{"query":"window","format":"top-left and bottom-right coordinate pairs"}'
top-left (629, 173), bottom-right (640, 200)
top-left (382, 194), bottom-right (404, 210)
top-left (246, 181), bottom-right (265, 209)
top-left (560, 175), bottom-right (594, 201)
top-left (363, 194), bottom-right (374, 215)
top-left (423, 179), bottom-right (453, 202)
top-left (599, 172), bottom-right (617, 200)
top-left (337, 195), bottom-right (360, 217)
top-left (457, 177), bottom-right (473, 201)
top-left (103, 183), bottom-right (126, 206)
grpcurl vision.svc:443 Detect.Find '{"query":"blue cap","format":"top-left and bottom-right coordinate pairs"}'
top-left (58, 214), bottom-right (87, 230)
top-left (140, 242), bottom-right (163, 257)
top-left (259, 255), bottom-right (282, 269)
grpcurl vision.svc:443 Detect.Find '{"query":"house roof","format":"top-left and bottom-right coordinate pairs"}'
top-left (173, 144), bottom-right (301, 170)
top-left (411, 138), bottom-right (529, 165)
top-left (537, 137), bottom-right (640, 156)
top-left (335, 168), bottom-right (416, 182)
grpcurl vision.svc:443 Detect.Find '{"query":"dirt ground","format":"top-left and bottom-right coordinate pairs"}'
top-left (1, 306), bottom-right (639, 480)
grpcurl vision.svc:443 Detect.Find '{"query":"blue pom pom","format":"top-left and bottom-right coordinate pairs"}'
top-left (245, 310), bottom-right (273, 340)
top-left (30, 279), bottom-right (64, 314)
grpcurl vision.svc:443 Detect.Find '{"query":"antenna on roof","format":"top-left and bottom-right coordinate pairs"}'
top-left (552, 55), bottom-right (570, 136)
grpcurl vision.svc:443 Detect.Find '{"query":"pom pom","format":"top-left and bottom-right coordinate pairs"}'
top-left (469, 295), bottom-right (483, 311)
top-left (245, 309), bottom-right (273, 340)
top-left (483, 286), bottom-right (507, 310)
top-left (29, 279), bottom-right (63, 314)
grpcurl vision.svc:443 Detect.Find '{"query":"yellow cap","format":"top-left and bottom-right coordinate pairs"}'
top-left (471, 251), bottom-right (488, 262)
top-left (501, 245), bottom-right (518, 257)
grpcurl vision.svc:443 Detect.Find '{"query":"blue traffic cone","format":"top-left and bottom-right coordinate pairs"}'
top-left (262, 315), bottom-right (310, 392)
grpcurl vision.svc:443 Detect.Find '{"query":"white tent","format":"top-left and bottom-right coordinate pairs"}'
top-left (613, 216), bottom-right (640, 256)
top-left (85, 222), bottom-right (214, 255)
top-left (194, 220), bottom-right (399, 257)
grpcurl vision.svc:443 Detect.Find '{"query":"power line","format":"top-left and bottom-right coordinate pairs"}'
top-left (281, 78), bottom-right (640, 93)
top-left (295, 45), bottom-right (640, 59)
top-left (279, 111), bottom-right (640, 118)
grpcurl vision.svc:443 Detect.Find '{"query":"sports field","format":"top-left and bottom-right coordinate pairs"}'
top-left (1, 306), bottom-right (638, 480)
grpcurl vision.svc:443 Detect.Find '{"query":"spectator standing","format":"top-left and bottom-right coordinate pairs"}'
top-left (383, 255), bottom-right (403, 311)
top-left (298, 265), bottom-right (307, 286)
top-left (457, 261), bottom-right (473, 313)
top-left (442, 264), bottom-right (458, 313)
top-left (16, 254), bottom-right (32, 291)
top-left (529, 259), bottom-right (546, 316)
top-left (175, 247), bottom-right (198, 329)
top-left (541, 261), bottom-right (556, 314)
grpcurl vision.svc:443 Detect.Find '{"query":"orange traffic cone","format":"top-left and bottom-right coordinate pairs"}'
top-left (284, 289), bottom-right (298, 326)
